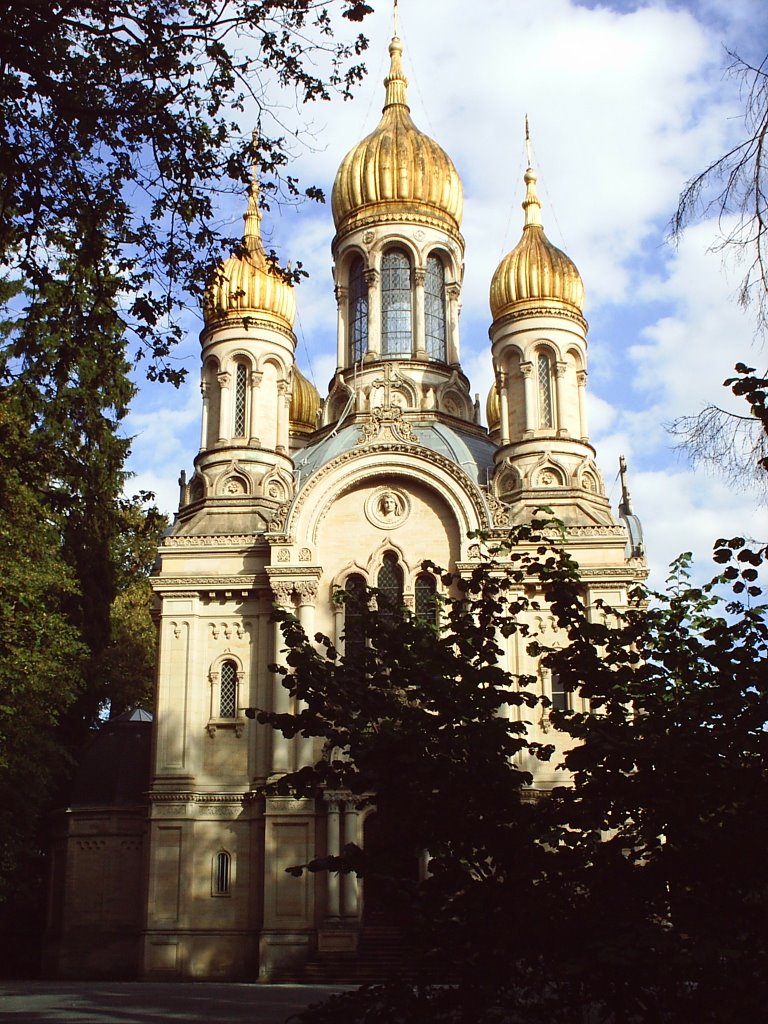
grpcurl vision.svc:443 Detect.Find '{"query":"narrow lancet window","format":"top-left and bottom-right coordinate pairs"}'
top-left (537, 353), bottom-right (554, 429)
top-left (550, 672), bottom-right (569, 712)
top-left (344, 574), bottom-right (367, 661)
top-left (377, 552), bottom-right (404, 626)
top-left (219, 660), bottom-right (237, 718)
top-left (414, 573), bottom-right (437, 625)
top-left (233, 363), bottom-right (247, 437)
top-left (214, 851), bottom-right (231, 895)
top-left (381, 250), bottom-right (412, 356)
top-left (348, 255), bottom-right (368, 363)
top-left (425, 255), bottom-right (447, 361)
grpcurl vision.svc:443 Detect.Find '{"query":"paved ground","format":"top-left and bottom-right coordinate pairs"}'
top-left (0, 982), bottom-right (352, 1023)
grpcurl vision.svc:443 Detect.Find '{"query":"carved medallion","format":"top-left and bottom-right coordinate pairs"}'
top-left (365, 487), bottom-right (410, 530)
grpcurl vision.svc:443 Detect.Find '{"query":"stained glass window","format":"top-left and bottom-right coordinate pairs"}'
top-left (425, 255), bottom-right (446, 361)
top-left (538, 353), bottom-right (554, 429)
top-left (415, 574), bottom-right (437, 624)
top-left (219, 660), bottom-right (237, 718)
top-left (348, 256), bottom-right (368, 363)
top-left (381, 250), bottom-right (412, 356)
top-left (234, 363), bottom-right (247, 437)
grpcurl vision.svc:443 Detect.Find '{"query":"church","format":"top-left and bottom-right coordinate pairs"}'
top-left (45, 30), bottom-right (646, 981)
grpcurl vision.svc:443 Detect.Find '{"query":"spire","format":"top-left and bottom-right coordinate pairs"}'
top-left (243, 128), bottom-right (265, 260)
top-left (522, 116), bottom-right (542, 228)
top-left (383, 30), bottom-right (409, 110)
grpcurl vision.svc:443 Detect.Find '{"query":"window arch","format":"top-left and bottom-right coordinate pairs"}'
top-left (344, 574), bottom-right (367, 661)
top-left (424, 254), bottom-right (447, 361)
top-left (381, 249), bottom-right (412, 356)
top-left (348, 255), bottom-right (369, 363)
top-left (537, 352), bottom-right (555, 429)
top-left (414, 573), bottom-right (437, 625)
top-left (219, 659), bottom-right (238, 718)
top-left (233, 361), bottom-right (248, 437)
top-left (377, 552), bottom-right (404, 626)
top-left (212, 850), bottom-right (231, 896)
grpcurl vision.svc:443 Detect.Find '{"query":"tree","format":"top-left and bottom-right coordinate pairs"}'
top-left (1, 0), bottom-right (371, 385)
top-left (670, 49), bottom-right (767, 492)
top-left (260, 521), bottom-right (767, 1023)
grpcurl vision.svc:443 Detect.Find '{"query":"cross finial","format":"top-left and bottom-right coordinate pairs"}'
top-left (393, 0), bottom-right (400, 37)
top-left (525, 114), bottom-right (533, 169)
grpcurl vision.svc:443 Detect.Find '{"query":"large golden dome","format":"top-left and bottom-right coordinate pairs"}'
top-left (331, 36), bottom-right (463, 241)
top-left (490, 165), bottom-right (584, 321)
top-left (290, 365), bottom-right (322, 436)
top-left (203, 188), bottom-right (296, 329)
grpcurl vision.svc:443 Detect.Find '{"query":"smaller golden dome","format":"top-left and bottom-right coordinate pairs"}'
top-left (203, 186), bottom-right (296, 329)
top-left (486, 382), bottom-right (500, 433)
top-left (489, 164), bottom-right (584, 321)
top-left (290, 365), bottom-right (322, 435)
top-left (331, 36), bottom-right (463, 241)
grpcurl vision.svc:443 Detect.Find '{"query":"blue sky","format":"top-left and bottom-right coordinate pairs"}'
top-left (125, 0), bottom-right (766, 588)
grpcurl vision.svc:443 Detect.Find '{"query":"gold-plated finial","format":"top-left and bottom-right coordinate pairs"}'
top-left (393, 0), bottom-right (400, 38)
top-left (522, 118), bottom-right (542, 228)
top-left (243, 128), bottom-right (264, 256)
top-left (384, 27), bottom-right (408, 110)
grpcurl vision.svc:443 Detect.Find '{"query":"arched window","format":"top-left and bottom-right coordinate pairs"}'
top-left (233, 362), bottom-right (248, 437)
top-left (348, 255), bottom-right (368, 363)
top-left (381, 249), bottom-right (412, 356)
top-left (537, 352), bottom-right (554, 429)
top-left (219, 660), bottom-right (238, 718)
top-left (213, 851), bottom-right (231, 895)
top-left (424, 255), bottom-right (447, 361)
top-left (377, 552), bottom-right (404, 626)
top-left (344, 574), bottom-right (367, 661)
top-left (414, 573), bottom-right (437, 625)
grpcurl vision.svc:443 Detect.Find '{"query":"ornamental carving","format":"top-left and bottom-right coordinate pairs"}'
top-left (485, 494), bottom-right (512, 528)
top-left (299, 547), bottom-right (312, 562)
top-left (295, 580), bottom-right (319, 603)
top-left (277, 548), bottom-right (290, 562)
top-left (272, 581), bottom-right (294, 606)
top-left (356, 405), bottom-right (418, 446)
top-left (268, 502), bottom-right (292, 533)
top-left (365, 487), bottom-right (410, 530)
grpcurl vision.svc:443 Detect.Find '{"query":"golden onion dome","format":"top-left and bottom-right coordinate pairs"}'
top-left (332, 36), bottom-right (463, 241)
top-left (486, 382), bottom-right (500, 433)
top-left (203, 186), bottom-right (296, 329)
top-left (290, 364), bottom-right (322, 436)
top-left (489, 164), bottom-right (584, 321)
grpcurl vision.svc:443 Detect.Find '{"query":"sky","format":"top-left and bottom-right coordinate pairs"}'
top-left (126, 0), bottom-right (767, 589)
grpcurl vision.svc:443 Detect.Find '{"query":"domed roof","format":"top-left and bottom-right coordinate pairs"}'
top-left (290, 364), bottom-right (322, 435)
top-left (203, 186), bottom-right (296, 329)
top-left (490, 164), bottom-right (584, 321)
top-left (332, 36), bottom-right (463, 242)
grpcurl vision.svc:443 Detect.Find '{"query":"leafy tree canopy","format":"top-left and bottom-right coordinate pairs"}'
top-left (261, 520), bottom-right (767, 1024)
top-left (1, 0), bottom-right (372, 384)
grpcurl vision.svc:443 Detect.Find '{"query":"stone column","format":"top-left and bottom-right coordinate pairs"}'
top-left (498, 370), bottom-right (510, 446)
top-left (335, 284), bottom-right (348, 370)
top-left (577, 369), bottom-right (589, 441)
top-left (249, 370), bottom-right (263, 446)
top-left (555, 361), bottom-right (568, 435)
top-left (413, 268), bottom-right (426, 358)
top-left (217, 370), bottom-right (232, 444)
top-left (520, 362), bottom-right (534, 434)
top-left (324, 792), bottom-right (341, 919)
top-left (364, 268), bottom-right (381, 359)
top-left (446, 283), bottom-right (461, 364)
top-left (200, 380), bottom-right (210, 451)
top-left (296, 581), bottom-right (318, 769)
top-left (270, 582), bottom-right (294, 775)
top-left (342, 799), bottom-right (360, 919)
top-left (276, 379), bottom-right (290, 454)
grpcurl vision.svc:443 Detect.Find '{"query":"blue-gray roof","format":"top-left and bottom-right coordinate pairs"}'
top-left (292, 418), bottom-right (496, 488)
